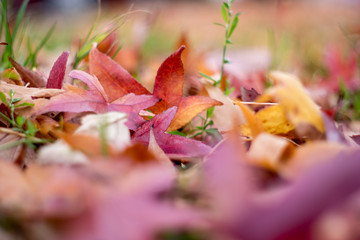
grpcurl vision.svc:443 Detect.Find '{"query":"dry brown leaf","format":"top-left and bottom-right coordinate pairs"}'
top-left (280, 141), bottom-right (348, 179)
top-left (247, 133), bottom-right (295, 170)
top-left (0, 81), bottom-right (64, 117)
top-left (60, 133), bottom-right (117, 158)
top-left (0, 161), bottom-right (37, 216)
top-left (35, 115), bottom-right (60, 139)
top-left (9, 57), bottom-right (46, 88)
top-left (0, 130), bottom-right (36, 164)
top-left (204, 82), bottom-right (244, 132)
top-left (25, 164), bottom-right (91, 217)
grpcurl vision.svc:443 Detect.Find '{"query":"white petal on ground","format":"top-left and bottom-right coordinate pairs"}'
top-left (37, 141), bottom-right (88, 165)
top-left (76, 112), bottom-right (130, 151)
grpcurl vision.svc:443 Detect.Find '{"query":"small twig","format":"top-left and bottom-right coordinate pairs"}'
top-left (0, 127), bottom-right (26, 137)
top-left (235, 101), bottom-right (279, 106)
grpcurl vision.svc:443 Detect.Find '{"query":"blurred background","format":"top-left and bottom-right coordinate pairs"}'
top-left (4, 0), bottom-right (360, 90)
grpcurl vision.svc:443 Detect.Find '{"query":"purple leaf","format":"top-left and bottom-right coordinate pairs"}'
top-left (154, 132), bottom-right (212, 159)
top-left (133, 107), bottom-right (212, 158)
top-left (133, 107), bottom-right (177, 144)
top-left (321, 112), bottom-right (347, 144)
top-left (240, 86), bottom-right (260, 102)
top-left (200, 135), bottom-right (252, 221)
top-left (47, 51), bottom-right (70, 89)
top-left (350, 135), bottom-right (360, 145)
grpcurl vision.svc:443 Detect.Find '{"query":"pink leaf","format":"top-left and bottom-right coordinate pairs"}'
top-left (234, 148), bottom-right (360, 240)
top-left (36, 70), bottom-right (158, 130)
top-left (133, 107), bottom-right (212, 158)
top-left (60, 163), bottom-right (202, 240)
top-left (201, 135), bottom-right (252, 221)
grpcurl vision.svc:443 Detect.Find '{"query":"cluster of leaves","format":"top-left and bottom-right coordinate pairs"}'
top-left (0, 0), bottom-right (359, 240)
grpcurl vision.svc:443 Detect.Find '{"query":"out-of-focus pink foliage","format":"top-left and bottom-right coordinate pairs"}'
top-left (318, 46), bottom-right (359, 92)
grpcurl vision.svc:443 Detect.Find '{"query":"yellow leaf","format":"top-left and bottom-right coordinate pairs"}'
top-left (256, 105), bottom-right (294, 135)
top-left (234, 100), bottom-right (263, 138)
top-left (236, 103), bottom-right (294, 137)
top-left (266, 71), bottom-right (324, 133)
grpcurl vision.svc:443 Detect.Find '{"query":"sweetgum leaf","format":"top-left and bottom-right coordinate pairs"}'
top-left (168, 96), bottom-right (223, 131)
top-left (150, 46), bottom-right (222, 130)
top-left (89, 46), bottom-right (150, 102)
top-left (133, 107), bottom-right (211, 158)
top-left (35, 70), bottom-right (158, 130)
top-left (151, 46), bottom-right (186, 114)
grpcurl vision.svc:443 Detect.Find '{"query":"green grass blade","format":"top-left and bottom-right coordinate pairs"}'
top-left (0, 1), bottom-right (3, 40)
top-left (23, 37), bottom-right (32, 66)
top-left (34, 23), bottom-right (56, 55)
top-left (0, 112), bottom-right (15, 126)
top-left (12, 0), bottom-right (29, 40)
top-left (198, 72), bottom-right (217, 83)
top-left (82, 0), bottom-right (101, 46)
top-left (1, 0), bottom-right (14, 69)
top-left (0, 139), bottom-right (24, 152)
top-left (28, 23), bottom-right (56, 67)
top-left (99, 122), bottom-right (109, 157)
top-left (112, 43), bottom-right (122, 59)
top-left (74, 27), bottom-right (118, 68)
top-left (168, 131), bottom-right (187, 137)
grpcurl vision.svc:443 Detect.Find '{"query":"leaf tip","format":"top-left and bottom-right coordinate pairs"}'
top-left (177, 45), bottom-right (186, 54)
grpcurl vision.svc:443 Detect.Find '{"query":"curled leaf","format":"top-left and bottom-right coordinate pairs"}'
top-left (266, 71), bottom-right (324, 136)
top-left (9, 57), bottom-right (46, 88)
